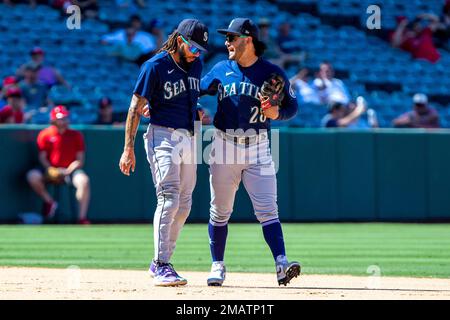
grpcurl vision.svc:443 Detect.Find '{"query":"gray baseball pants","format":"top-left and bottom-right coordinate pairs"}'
top-left (143, 124), bottom-right (196, 263)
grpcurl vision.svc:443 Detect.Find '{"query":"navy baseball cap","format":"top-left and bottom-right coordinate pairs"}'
top-left (217, 18), bottom-right (259, 40)
top-left (176, 19), bottom-right (209, 52)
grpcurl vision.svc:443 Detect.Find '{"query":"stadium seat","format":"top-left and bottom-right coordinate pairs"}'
top-left (0, 1), bottom-right (448, 127)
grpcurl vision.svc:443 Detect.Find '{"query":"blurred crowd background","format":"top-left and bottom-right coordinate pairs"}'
top-left (1, 0), bottom-right (449, 129)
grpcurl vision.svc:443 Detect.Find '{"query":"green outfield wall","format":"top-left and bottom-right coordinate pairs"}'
top-left (1, 125), bottom-right (450, 223)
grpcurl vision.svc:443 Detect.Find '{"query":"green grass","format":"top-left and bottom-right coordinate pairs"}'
top-left (0, 223), bottom-right (450, 278)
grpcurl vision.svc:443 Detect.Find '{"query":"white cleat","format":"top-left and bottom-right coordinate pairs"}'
top-left (276, 255), bottom-right (301, 286)
top-left (207, 261), bottom-right (226, 286)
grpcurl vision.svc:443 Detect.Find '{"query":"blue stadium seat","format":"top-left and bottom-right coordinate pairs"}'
top-left (0, 1), bottom-right (448, 126)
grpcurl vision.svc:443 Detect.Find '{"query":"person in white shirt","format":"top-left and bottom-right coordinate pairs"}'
top-left (290, 68), bottom-right (321, 105)
top-left (313, 62), bottom-right (351, 105)
top-left (101, 15), bottom-right (157, 65)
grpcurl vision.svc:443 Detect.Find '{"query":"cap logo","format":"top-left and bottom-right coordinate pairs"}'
top-left (228, 20), bottom-right (235, 28)
top-left (203, 32), bottom-right (208, 42)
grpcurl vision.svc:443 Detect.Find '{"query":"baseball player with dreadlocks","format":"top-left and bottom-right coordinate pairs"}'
top-left (200, 18), bottom-right (301, 286)
top-left (119, 19), bottom-right (208, 287)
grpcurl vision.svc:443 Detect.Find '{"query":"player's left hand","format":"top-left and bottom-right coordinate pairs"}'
top-left (258, 73), bottom-right (285, 111)
top-left (142, 104), bottom-right (151, 118)
top-left (261, 105), bottom-right (280, 120)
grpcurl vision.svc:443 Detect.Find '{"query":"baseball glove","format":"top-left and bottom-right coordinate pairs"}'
top-left (45, 166), bottom-right (65, 184)
top-left (259, 73), bottom-right (285, 110)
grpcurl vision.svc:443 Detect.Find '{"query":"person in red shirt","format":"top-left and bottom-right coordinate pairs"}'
top-left (0, 87), bottom-right (25, 124)
top-left (1, 76), bottom-right (18, 109)
top-left (390, 14), bottom-right (441, 63)
top-left (26, 105), bottom-right (90, 224)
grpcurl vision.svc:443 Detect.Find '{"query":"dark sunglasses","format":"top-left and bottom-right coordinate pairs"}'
top-left (225, 34), bottom-right (248, 42)
top-left (180, 35), bottom-right (200, 54)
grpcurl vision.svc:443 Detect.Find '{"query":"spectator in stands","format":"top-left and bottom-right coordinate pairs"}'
top-left (276, 22), bottom-right (305, 69)
top-left (17, 47), bottom-right (71, 90)
top-left (105, 26), bottom-right (144, 63)
top-left (129, 13), bottom-right (144, 30)
top-left (321, 98), bottom-right (367, 128)
top-left (18, 63), bottom-right (49, 110)
top-left (0, 76), bottom-right (18, 109)
top-left (101, 15), bottom-right (157, 65)
top-left (129, 14), bottom-right (158, 63)
top-left (313, 61), bottom-right (351, 105)
top-left (94, 97), bottom-right (114, 125)
top-left (0, 87), bottom-right (26, 124)
top-left (290, 68), bottom-right (321, 105)
top-left (26, 105), bottom-right (91, 224)
top-left (51, 0), bottom-right (72, 17)
top-left (93, 97), bottom-right (126, 125)
top-left (434, 0), bottom-right (450, 50)
top-left (258, 18), bottom-right (283, 65)
top-left (392, 93), bottom-right (440, 128)
top-left (346, 97), bottom-right (379, 129)
top-left (146, 18), bottom-right (165, 51)
top-left (390, 14), bottom-right (441, 63)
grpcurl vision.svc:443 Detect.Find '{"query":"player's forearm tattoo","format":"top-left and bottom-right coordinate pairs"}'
top-left (124, 94), bottom-right (146, 150)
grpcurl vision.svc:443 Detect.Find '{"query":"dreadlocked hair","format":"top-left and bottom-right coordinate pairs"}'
top-left (157, 31), bottom-right (180, 54)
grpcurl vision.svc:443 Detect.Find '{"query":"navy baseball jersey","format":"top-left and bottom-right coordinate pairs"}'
top-left (134, 51), bottom-right (202, 131)
top-left (200, 58), bottom-right (298, 132)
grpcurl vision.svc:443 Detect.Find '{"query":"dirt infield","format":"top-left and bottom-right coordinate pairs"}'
top-left (1, 267), bottom-right (450, 300)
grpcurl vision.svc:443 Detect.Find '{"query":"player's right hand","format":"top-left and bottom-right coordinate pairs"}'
top-left (119, 148), bottom-right (136, 176)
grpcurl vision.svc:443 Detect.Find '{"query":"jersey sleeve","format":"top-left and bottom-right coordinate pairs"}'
top-left (36, 130), bottom-right (49, 152)
top-left (276, 69), bottom-right (299, 121)
top-left (133, 60), bottom-right (158, 102)
top-left (200, 62), bottom-right (222, 96)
